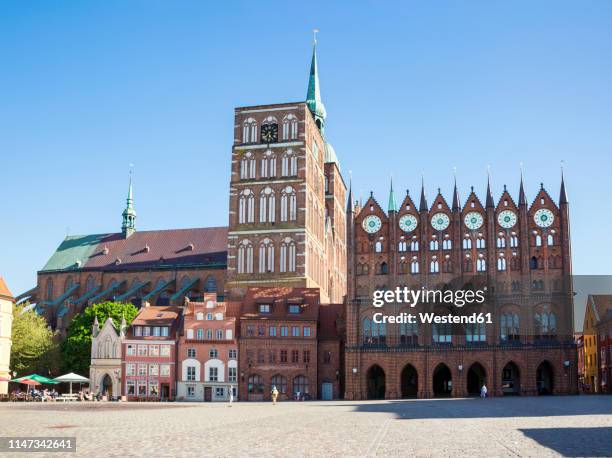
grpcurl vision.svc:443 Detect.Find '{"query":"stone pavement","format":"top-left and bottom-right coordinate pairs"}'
top-left (1, 396), bottom-right (611, 457)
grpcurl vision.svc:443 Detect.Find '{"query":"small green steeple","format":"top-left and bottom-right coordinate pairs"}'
top-left (306, 34), bottom-right (326, 134)
top-left (388, 177), bottom-right (397, 213)
top-left (122, 174), bottom-right (136, 238)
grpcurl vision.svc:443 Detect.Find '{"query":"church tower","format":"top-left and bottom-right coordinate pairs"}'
top-left (121, 174), bottom-right (136, 238)
top-left (225, 41), bottom-right (347, 303)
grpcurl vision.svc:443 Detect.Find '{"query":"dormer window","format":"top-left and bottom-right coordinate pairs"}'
top-left (288, 304), bottom-right (301, 314)
top-left (259, 304), bottom-right (271, 313)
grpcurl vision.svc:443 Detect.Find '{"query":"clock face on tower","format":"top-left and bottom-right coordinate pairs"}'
top-left (260, 123), bottom-right (278, 143)
top-left (399, 214), bottom-right (418, 233)
top-left (362, 215), bottom-right (382, 234)
top-left (431, 213), bottom-right (450, 231)
top-left (464, 212), bottom-right (484, 230)
top-left (497, 210), bottom-right (517, 229)
top-left (534, 208), bottom-right (554, 228)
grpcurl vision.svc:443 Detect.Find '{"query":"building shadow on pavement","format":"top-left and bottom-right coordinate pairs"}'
top-left (519, 427), bottom-right (612, 457)
top-left (314, 396), bottom-right (612, 420)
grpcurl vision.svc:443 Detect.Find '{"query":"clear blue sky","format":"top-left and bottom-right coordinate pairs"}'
top-left (1, 1), bottom-right (611, 295)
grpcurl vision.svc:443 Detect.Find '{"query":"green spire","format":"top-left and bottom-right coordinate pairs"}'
top-left (388, 177), bottom-right (397, 213)
top-left (306, 39), bottom-right (326, 134)
top-left (122, 174), bottom-right (136, 238)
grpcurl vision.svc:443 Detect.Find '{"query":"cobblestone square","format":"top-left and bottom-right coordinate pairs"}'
top-left (1, 395), bottom-right (612, 457)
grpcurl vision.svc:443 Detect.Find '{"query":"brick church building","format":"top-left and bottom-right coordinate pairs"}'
top-left (24, 40), bottom-right (576, 399)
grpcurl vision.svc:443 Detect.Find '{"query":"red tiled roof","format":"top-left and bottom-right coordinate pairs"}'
top-left (85, 227), bottom-right (227, 271)
top-left (589, 295), bottom-right (612, 322)
top-left (0, 276), bottom-right (13, 300)
top-left (240, 287), bottom-right (320, 321)
top-left (128, 305), bottom-right (183, 338)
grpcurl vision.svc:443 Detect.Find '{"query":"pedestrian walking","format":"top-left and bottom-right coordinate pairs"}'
top-left (271, 385), bottom-right (279, 405)
top-left (228, 389), bottom-right (234, 407)
top-left (480, 384), bottom-right (488, 398)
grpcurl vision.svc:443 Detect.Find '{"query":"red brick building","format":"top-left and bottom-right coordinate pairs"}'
top-left (122, 304), bottom-right (182, 400)
top-left (176, 294), bottom-right (238, 401)
top-left (344, 175), bottom-right (577, 398)
top-left (237, 287), bottom-right (322, 401)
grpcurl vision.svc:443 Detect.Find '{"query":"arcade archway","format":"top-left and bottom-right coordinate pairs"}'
top-left (467, 363), bottom-right (487, 396)
top-left (366, 365), bottom-right (386, 400)
top-left (537, 361), bottom-right (554, 395)
top-left (501, 362), bottom-right (521, 395)
top-left (433, 363), bottom-right (452, 397)
top-left (400, 364), bottom-right (418, 398)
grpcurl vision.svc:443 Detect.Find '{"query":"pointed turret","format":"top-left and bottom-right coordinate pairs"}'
top-left (518, 170), bottom-right (527, 206)
top-left (486, 172), bottom-right (494, 208)
top-left (92, 315), bottom-right (100, 337)
top-left (452, 176), bottom-right (460, 211)
top-left (306, 39), bottom-right (326, 134)
top-left (388, 178), bottom-right (397, 213)
top-left (346, 176), bottom-right (354, 214)
top-left (419, 177), bottom-right (428, 212)
top-left (559, 167), bottom-right (568, 205)
top-left (122, 174), bottom-right (136, 238)
top-left (120, 314), bottom-right (127, 338)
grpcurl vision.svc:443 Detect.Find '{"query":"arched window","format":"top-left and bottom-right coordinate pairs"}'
top-left (547, 234), bottom-right (554, 246)
top-left (281, 150), bottom-right (298, 176)
top-left (238, 189), bottom-right (255, 223)
top-left (86, 275), bottom-right (95, 292)
top-left (271, 374), bottom-right (287, 394)
top-left (411, 259), bottom-right (419, 274)
top-left (363, 317), bottom-right (386, 345)
top-left (442, 239), bottom-right (452, 250)
top-left (433, 322), bottom-right (452, 343)
top-left (45, 277), bottom-right (54, 301)
top-left (477, 259), bottom-right (486, 271)
top-left (204, 276), bottom-right (217, 292)
top-left (280, 238), bottom-right (296, 273)
top-left (280, 186), bottom-right (297, 222)
top-left (497, 236), bottom-right (506, 248)
top-left (206, 329), bottom-right (213, 340)
top-left (476, 237), bottom-right (485, 249)
top-left (430, 260), bottom-right (439, 273)
top-left (535, 311), bottom-right (557, 339)
top-left (398, 240), bottom-right (407, 252)
top-left (497, 257), bottom-right (507, 271)
top-left (293, 375), bottom-right (309, 395)
top-left (463, 237), bottom-right (472, 249)
top-left (530, 256), bottom-right (538, 270)
top-left (258, 238), bottom-right (275, 273)
top-left (500, 312), bottom-right (520, 341)
top-left (510, 235), bottom-right (518, 247)
top-left (400, 321), bottom-right (418, 345)
top-left (375, 241), bottom-right (383, 253)
top-left (430, 239), bottom-right (439, 250)
top-left (282, 114), bottom-right (298, 140)
top-left (215, 329), bottom-right (223, 340)
top-left (242, 118), bottom-right (257, 143)
top-left (240, 152), bottom-right (256, 179)
top-left (535, 234), bottom-right (542, 246)
top-left (466, 322), bottom-right (486, 343)
top-left (259, 187), bottom-right (275, 223)
top-left (410, 240), bottom-right (419, 251)
top-left (248, 374), bottom-right (264, 394)
top-left (260, 150), bottom-right (276, 178)
top-left (64, 276), bottom-right (74, 293)
top-left (237, 239), bottom-right (254, 274)
top-left (197, 328), bottom-right (204, 340)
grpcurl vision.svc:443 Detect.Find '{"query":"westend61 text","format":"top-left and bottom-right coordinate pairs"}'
top-left (372, 286), bottom-right (486, 308)
top-left (372, 312), bottom-right (493, 324)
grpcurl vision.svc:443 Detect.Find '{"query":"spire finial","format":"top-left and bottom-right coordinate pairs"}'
top-left (122, 168), bottom-right (137, 237)
top-left (419, 174), bottom-right (428, 212)
top-left (346, 170), bottom-right (354, 213)
top-left (452, 170), bottom-right (460, 211)
top-left (388, 175), bottom-right (397, 213)
top-left (486, 166), bottom-right (494, 208)
top-left (313, 28), bottom-right (319, 45)
top-left (306, 31), bottom-right (326, 134)
top-left (519, 162), bottom-right (527, 206)
top-left (559, 160), bottom-right (568, 204)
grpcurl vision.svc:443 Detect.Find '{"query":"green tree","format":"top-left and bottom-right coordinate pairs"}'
top-left (60, 301), bottom-right (138, 376)
top-left (11, 303), bottom-right (60, 377)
